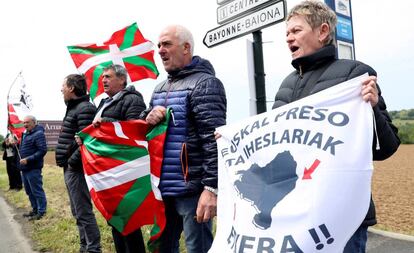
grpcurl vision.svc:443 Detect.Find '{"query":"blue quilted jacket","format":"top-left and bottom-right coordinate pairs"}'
top-left (19, 125), bottom-right (47, 171)
top-left (148, 56), bottom-right (227, 197)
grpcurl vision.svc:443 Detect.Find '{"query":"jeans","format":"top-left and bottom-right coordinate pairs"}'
top-left (22, 169), bottom-right (47, 214)
top-left (64, 168), bottom-right (101, 253)
top-left (343, 224), bottom-right (368, 253)
top-left (160, 194), bottom-right (213, 253)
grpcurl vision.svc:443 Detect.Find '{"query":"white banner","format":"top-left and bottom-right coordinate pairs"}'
top-left (211, 74), bottom-right (373, 253)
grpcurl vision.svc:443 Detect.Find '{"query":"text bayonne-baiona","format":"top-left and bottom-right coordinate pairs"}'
top-left (208, 5), bottom-right (281, 43)
top-left (221, 105), bottom-right (349, 167)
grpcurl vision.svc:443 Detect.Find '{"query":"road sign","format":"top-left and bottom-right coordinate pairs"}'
top-left (217, 0), bottom-right (232, 5)
top-left (204, 0), bottom-right (286, 48)
top-left (217, 0), bottom-right (275, 24)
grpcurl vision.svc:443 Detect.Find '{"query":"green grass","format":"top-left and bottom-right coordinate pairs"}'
top-left (0, 161), bottom-right (170, 253)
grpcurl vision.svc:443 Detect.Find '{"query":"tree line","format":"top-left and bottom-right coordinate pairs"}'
top-left (389, 109), bottom-right (414, 144)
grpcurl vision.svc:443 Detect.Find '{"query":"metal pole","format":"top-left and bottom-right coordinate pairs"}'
top-left (6, 71), bottom-right (22, 134)
top-left (252, 30), bottom-right (266, 114)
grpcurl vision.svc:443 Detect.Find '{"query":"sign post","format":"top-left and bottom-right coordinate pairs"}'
top-left (252, 31), bottom-right (267, 113)
top-left (325, 0), bottom-right (355, 59)
top-left (204, 0), bottom-right (286, 114)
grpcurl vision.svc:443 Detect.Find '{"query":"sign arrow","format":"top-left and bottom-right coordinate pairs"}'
top-left (302, 159), bottom-right (321, 180)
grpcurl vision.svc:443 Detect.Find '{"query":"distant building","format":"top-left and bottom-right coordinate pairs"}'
top-left (37, 120), bottom-right (62, 149)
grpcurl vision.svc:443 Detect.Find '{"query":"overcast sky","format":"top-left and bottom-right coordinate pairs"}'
top-left (1, 0), bottom-right (413, 136)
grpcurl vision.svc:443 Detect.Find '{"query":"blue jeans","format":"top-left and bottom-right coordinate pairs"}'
top-left (343, 225), bottom-right (368, 253)
top-left (22, 169), bottom-right (47, 214)
top-left (160, 194), bottom-right (213, 253)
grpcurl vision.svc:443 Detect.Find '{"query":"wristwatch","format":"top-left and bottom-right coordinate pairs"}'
top-left (204, 186), bottom-right (218, 195)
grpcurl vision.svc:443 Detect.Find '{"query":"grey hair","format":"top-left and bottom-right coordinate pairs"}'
top-left (287, 0), bottom-right (337, 46)
top-left (104, 64), bottom-right (128, 87)
top-left (24, 115), bottom-right (37, 124)
top-left (175, 25), bottom-right (194, 55)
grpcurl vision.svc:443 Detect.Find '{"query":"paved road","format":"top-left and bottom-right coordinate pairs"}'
top-left (367, 229), bottom-right (414, 253)
top-left (0, 195), bottom-right (35, 253)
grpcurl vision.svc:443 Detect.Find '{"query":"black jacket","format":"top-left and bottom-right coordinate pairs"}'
top-left (273, 45), bottom-right (400, 226)
top-left (55, 95), bottom-right (96, 169)
top-left (96, 85), bottom-right (146, 122)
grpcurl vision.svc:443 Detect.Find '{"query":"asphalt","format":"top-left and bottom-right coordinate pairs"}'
top-left (367, 228), bottom-right (414, 253)
top-left (0, 195), bottom-right (35, 253)
top-left (0, 194), bottom-right (413, 253)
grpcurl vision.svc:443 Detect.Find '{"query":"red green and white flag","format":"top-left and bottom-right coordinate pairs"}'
top-left (7, 72), bottom-right (33, 141)
top-left (78, 110), bottom-right (171, 252)
top-left (67, 22), bottom-right (159, 101)
top-left (7, 104), bottom-right (25, 141)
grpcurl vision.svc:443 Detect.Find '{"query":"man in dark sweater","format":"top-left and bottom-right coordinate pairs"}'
top-left (56, 74), bottom-right (101, 253)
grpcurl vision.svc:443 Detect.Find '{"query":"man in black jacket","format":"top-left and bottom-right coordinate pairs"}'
top-left (93, 64), bottom-right (146, 127)
top-left (92, 64), bottom-right (147, 253)
top-left (56, 74), bottom-right (101, 253)
top-left (274, 1), bottom-right (400, 253)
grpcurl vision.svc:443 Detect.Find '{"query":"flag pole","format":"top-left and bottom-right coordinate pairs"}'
top-left (6, 71), bottom-right (22, 134)
top-left (7, 71), bottom-right (22, 100)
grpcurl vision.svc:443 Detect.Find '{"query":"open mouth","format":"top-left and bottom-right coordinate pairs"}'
top-left (290, 46), bottom-right (299, 53)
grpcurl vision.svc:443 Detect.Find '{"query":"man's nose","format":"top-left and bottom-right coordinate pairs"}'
top-left (158, 46), bottom-right (166, 55)
top-left (286, 33), bottom-right (294, 43)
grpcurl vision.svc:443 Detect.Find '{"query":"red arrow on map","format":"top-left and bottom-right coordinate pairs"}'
top-left (302, 159), bottom-right (321, 180)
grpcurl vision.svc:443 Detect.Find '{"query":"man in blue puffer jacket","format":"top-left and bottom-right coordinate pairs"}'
top-left (143, 25), bottom-right (227, 253)
top-left (19, 115), bottom-right (47, 220)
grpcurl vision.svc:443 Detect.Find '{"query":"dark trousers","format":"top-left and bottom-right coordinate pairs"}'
top-left (5, 157), bottom-right (22, 189)
top-left (64, 167), bottom-right (101, 253)
top-left (343, 224), bottom-right (368, 253)
top-left (112, 227), bottom-right (146, 253)
top-left (22, 169), bottom-right (47, 214)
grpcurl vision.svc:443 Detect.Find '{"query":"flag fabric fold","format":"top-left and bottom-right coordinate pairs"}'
top-left (7, 72), bottom-right (32, 140)
top-left (68, 22), bottom-right (159, 101)
top-left (79, 110), bottom-right (171, 252)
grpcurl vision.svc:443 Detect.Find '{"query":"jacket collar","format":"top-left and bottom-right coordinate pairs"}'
top-left (167, 56), bottom-right (215, 81)
top-left (67, 95), bottom-right (90, 108)
top-left (291, 45), bottom-right (337, 74)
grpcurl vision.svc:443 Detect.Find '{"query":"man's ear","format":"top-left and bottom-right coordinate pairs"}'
top-left (183, 42), bottom-right (191, 55)
top-left (319, 23), bottom-right (330, 43)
